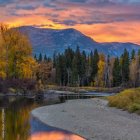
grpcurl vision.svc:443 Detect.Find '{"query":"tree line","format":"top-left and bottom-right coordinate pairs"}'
top-left (51, 47), bottom-right (140, 88)
top-left (35, 47), bottom-right (140, 88)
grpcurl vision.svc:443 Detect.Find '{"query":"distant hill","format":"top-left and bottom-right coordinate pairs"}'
top-left (18, 26), bottom-right (140, 57)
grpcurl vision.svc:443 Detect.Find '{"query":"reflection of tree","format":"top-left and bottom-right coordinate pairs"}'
top-left (0, 108), bottom-right (5, 140)
top-left (0, 111), bottom-right (1, 139)
top-left (0, 97), bottom-right (9, 140)
top-left (3, 98), bottom-right (36, 140)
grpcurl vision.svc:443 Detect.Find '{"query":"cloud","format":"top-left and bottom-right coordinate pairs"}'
top-left (74, 21), bottom-right (140, 44)
top-left (1, 0), bottom-right (140, 25)
top-left (15, 5), bottom-right (38, 10)
top-left (34, 24), bottom-right (56, 28)
top-left (0, 0), bottom-right (13, 5)
top-left (68, 0), bottom-right (88, 3)
top-left (0, 0), bottom-right (140, 44)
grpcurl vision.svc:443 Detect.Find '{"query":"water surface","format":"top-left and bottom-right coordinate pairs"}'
top-left (0, 96), bottom-right (85, 140)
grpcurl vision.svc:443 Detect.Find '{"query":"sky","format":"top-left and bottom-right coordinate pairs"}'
top-left (0, 0), bottom-right (140, 44)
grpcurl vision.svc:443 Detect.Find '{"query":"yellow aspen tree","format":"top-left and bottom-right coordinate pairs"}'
top-left (0, 24), bottom-right (7, 78)
top-left (95, 54), bottom-right (106, 87)
top-left (18, 57), bottom-right (38, 79)
top-left (0, 23), bottom-right (37, 79)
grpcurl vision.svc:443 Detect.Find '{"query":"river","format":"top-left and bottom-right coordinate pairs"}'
top-left (0, 96), bottom-right (85, 140)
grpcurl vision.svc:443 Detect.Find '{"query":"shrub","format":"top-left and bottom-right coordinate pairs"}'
top-left (0, 78), bottom-right (36, 94)
top-left (108, 88), bottom-right (140, 114)
top-left (128, 103), bottom-right (140, 113)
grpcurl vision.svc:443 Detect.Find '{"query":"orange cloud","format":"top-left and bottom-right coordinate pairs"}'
top-left (6, 20), bottom-right (140, 45)
top-left (1, 0), bottom-right (140, 46)
top-left (0, 1), bottom-right (140, 46)
top-left (3, 4), bottom-right (140, 45)
top-left (74, 21), bottom-right (140, 45)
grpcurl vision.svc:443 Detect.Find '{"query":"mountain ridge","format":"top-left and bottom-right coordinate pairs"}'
top-left (17, 26), bottom-right (140, 57)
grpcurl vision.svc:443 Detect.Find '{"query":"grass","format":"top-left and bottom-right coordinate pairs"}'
top-left (108, 88), bottom-right (140, 114)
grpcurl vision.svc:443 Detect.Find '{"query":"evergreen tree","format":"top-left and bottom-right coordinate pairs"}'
top-left (138, 49), bottom-right (140, 56)
top-left (71, 46), bottom-right (81, 86)
top-left (53, 52), bottom-right (57, 68)
top-left (44, 54), bottom-right (47, 62)
top-left (72, 56), bottom-right (79, 86)
top-left (90, 51), bottom-right (93, 67)
top-left (87, 54), bottom-right (91, 85)
top-left (105, 55), bottom-right (111, 87)
top-left (47, 57), bottom-right (51, 62)
top-left (121, 49), bottom-right (130, 84)
top-left (34, 54), bottom-right (37, 61)
top-left (138, 49), bottom-right (140, 64)
top-left (91, 49), bottom-right (99, 80)
top-left (39, 53), bottom-right (42, 62)
top-left (64, 47), bottom-right (74, 85)
top-left (65, 48), bottom-right (74, 68)
top-left (56, 54), bottom-right (67, 86)
top-left (131, 49), bottom-right (135, 60)
top-left (80, 51), bottom-right (87, 86)
top-left (113, 57), bottom-right (122, 87)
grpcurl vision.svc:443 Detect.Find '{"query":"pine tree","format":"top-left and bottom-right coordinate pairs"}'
top-left (113, 57), bottom-right (122, 87)
top-left (47, 57), bottom-right (51, 62)
top-left (121, 49), bottom-right (130, 84)
top-left (131, 49), bottom-right (135, 60)
top-left (90, 51), bottom-right (93, 68)
top-left (53, 52), bottom-right (57, 68)
top-left (39, 53), bottom-right (42, 62)
top-left (56, 54), bottom-right (67, 86)
top-left (72, 56), bottom-right (79, 86)
top-left (64, 47), bottom-right (74, 69)
top-left (64, 47), bottom-right (74, 85)
top-left (138, 49), bottom-right (140, 64)
top-left (138, 49), bottom-right (140, 56)
top-left (91, 49), bottom-right (99, 81)
top-left (44, 54), bottom-right (47, 62)
top-left (34, 54), bottom-right (37, 61)
top-left (80, 51), bottom-right (87, 86)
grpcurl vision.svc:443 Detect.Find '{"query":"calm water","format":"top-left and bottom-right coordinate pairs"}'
top-left (0, 97), bottom-right (85, 140)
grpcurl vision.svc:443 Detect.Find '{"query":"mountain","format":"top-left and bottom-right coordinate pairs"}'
top-left (18, 26), bottom-right (140, 57)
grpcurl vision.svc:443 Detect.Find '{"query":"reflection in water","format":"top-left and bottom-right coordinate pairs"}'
top-left (0, 97), bottom-right (85, 140)
top-left (29, 132), bottom-right (85, 140)
top-left (0, 97), bottom-right (36, 140)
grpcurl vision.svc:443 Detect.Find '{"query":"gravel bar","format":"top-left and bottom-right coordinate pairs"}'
top-left (32, 98), bottom-right (140, 140)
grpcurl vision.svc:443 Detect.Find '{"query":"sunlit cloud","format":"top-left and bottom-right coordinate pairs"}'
top-left (0, 0), bottom-right (140, 44)
top-left (75, 21), bottom-right (140, 44)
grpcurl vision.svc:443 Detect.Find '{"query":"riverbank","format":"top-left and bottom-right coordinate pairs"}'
top-left (32, 98), bottom-right (140, 140)
top-left (47, 85), bottom-right (124, 93)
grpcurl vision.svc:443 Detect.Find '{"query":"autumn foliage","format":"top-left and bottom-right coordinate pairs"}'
top-left (0, 24), bottom-right (37, 79)
top-left (0, 24), bottom-right (39, 93)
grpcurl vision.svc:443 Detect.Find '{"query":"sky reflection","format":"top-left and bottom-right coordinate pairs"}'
top-left (29, 131), bottom-right (85, 140)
